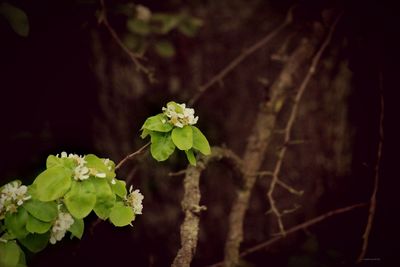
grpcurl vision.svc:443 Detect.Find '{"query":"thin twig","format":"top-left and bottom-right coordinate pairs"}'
top-left (115, 142), bottom-right (150, 170)
top-left (188, 6), bottom-right (295, 106)
top-left (266, 12), bottom-right (343, 236)
top-left (357, 71), bottom-right (384, 262)
top-left (206, 203), bottom-right (366, 267)
top-left (99, 0), bottom-right (155, 82)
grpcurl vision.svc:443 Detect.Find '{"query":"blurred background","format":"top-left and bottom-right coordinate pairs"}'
top-left (0, 0), bottom-right (394, 266)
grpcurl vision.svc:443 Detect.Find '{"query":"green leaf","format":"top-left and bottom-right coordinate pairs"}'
top-left (0, 241), bottom-right (20, 267)
top-left (4, 208), bottom-right (29, 239)
top-left (141, 114), bottom-right (173, 132)
top-left (68, 218), bottom-right (84, 239)
top-left (111, 179), bottom-right (127, 198)
top-left (191, 126), bottom-right (211, 155)
top-left (154, 40), bottom-right (175, 58)
top-left (33, 166), bottom-right (72, 201)
top-left (46, 155), bottom-right (62, 168)
top-left (166, 101), bottom-right (183, 113)
top-left (91, 178), bottom-right (116, 219)
top-left (109, 202), bottom-right (134, 227)
top-left (64, 180), bottom-right (96, 219)
top-left (177, 17), bottom-right (203, 37)
top-left (185, 149), bottom-right (196, 166)
top-left (26, 215), bottom-right (51, 234)
top-left (16, 247), bottom-right (26, 267)
top-left (18, 233), bottom-right (49, 253)
top-left (151, 13), bottom-right (180, 34)
top-left (0, 2), bottom-right (29, 37)
top-left (150, 132), bottom-right (175, 161)
top-left (23, 199), bottom-right (58, 222)
top-left (127, 18), bottom-right (150, 35)
top-left (172, 126), bottom-right (193, 150)
top-left (85, 154), bottom-right (116, 179)
top-left (140, 128), bottom-right (151, 139)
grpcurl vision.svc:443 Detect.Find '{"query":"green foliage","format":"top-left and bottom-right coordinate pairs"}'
top-left (118, 3), bottom-right (202, 58)
top-left (150, 132), bottom-right (176, 161)
top-left (185, 149), bottom-right (196, 166)
top-left (192, 126), bottom-right (211, 155)
top-left (92, 178), bottom-right (116, 219)
top-left (111, 179), bottom-right (127, 198)
top-left (109, 202), bottom-right (135, 227)
top-left (68, 218), bottom-right (84, 239)
top-left (18, 233), bottom-right (49, 253)
top-left (0, 2), bottom-right (29, 37)
top-left (4, 208), bottom-right (29, 239)
top-left (64, 180), bottom-right (96, 219)
top-left (26, 216), bottom-right (51, 234)
top-left (0, 241), bottom-right (25, 267)
top-left (0, 101), bottom-right (208, 265)
top-left (33, 166), bottom-right (72, 201)
top-left (23, 199), bottom-right (58, 222)
top-left (1, 152), bottom-right (143, 266)
top-left (141, 101), bottom-right (211, 165)
top-left (142, 114), bottom-right (173, 132)
top-left (172, 126), bottom-right (193, 150)
top-left (154, 40), bottom-right (175, 58)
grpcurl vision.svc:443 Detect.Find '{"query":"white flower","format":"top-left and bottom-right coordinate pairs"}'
top-left (102, 158), bottom-right (114, 171)
top-left (50, 210), bottom-right (74, 244)
top-left (95, 172), bottom-right (106, 178)
top-left (136, 5), bottom-right (152, 21)
top-left (162, 102), bottom-right (199, 128)
top-left (125, 186), bottom-right (144, 215)
top-left (58, 152), bottom-right (91, 181)
top-left (0, 181), bottom-right (31, 218)
top-left (73, 165), bottom-right (90, 181)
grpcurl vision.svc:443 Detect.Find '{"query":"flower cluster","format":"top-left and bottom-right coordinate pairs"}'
top-left (49, 208), bottom-right (74, 244)
top-left (125, 186), bottom-right (144, 215)
top-left (58, 152), bottom-right (106, 180)
top-left (162, 102), bottom-right (198, 128)
top-left (0, 181), bottom-right (31, 219)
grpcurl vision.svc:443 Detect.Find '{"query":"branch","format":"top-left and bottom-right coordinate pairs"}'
top-left (171, 147), bottom-right (242, 267)
top-left (357, 71), bottom-right (384, 262)
top-left (206, 203), bottom-right (366, 267)
top-left (223, 35), bottom-right (316, 267)
top-left (98, 0), bottom-right (155, 82)
top-left (115, 142), bottom-right (150, 170)
top-left (171, 165), bottom-right (204, 267)
top-left (267, 12), bottom-right (343, 236)
top-left (188, 6), bottom-right (295, 106)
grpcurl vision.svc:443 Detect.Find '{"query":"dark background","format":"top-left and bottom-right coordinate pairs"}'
top-left (0, 0), bottom-right (395, 266)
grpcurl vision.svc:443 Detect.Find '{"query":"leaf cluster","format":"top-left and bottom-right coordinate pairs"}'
top-left (0, 154), bottom-right (135, 267)
top-left (140, 102), bottom-right (211, 165)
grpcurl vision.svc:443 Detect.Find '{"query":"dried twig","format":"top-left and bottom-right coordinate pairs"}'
top-left (98, 0), bottom-right (155, 82)
top-left (267, 12), bottom-right (343, 236)
top-left (188, 6), bottom-right (295, 106)
top-left (207, 203), bottom-right (366, 267)
top-left (357, 71), bottom-right (384, 262)
top-left (115, 142), bottom-right (150, 170)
